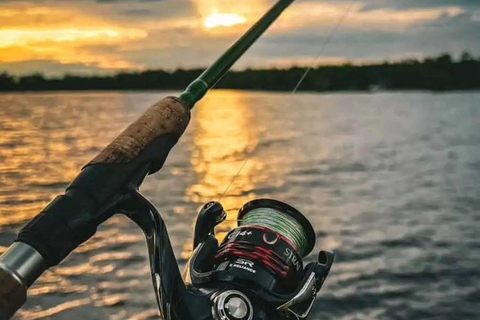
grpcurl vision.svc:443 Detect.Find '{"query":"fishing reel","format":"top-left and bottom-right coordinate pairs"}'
top-left (124, 193), bottom-right (334, 320)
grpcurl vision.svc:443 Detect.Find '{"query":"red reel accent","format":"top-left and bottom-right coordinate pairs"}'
top-left (214, 225), bottom-right (304, 280)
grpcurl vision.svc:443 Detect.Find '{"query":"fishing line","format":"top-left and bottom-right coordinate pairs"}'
top-left (240, 207), bottom-right (309, 255)
top-left (218, 0), bottom-right (357, 203)
top-left (291, 0), bottom-right (357, 94)
top-left (218, 158), bottom-right (248, 201)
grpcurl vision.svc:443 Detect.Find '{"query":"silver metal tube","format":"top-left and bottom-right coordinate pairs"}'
top-left (0, 242), bottom-right (46, 287)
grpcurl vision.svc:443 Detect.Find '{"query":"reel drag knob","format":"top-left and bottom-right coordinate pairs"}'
top-left (212, 290), bottom-right (253, 320)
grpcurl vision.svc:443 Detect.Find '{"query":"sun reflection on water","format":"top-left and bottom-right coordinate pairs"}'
top-left (181, 91), bottom-right (264, 257)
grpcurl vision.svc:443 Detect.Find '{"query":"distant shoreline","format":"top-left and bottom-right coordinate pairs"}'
top-left (1, 89), bottom-right (479, 95)
top-left (1, 53), bottom-right (479, 92)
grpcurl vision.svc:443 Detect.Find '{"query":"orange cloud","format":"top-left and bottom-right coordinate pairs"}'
top-left (0, 5), bottom-right (146, 69)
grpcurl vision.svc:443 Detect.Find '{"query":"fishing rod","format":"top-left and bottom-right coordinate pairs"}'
top-left (0, 1), bottom-right (334, 319)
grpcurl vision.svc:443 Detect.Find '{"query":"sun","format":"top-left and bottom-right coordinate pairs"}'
top-left (204, 13), bottom-right (247, 29)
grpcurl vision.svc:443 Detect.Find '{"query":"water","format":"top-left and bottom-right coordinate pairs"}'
top-left (0, 90), bottom-right (479, 320)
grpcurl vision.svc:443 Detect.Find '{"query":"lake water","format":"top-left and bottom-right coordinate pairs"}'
top-left (0, 90), bottom-right (479, 320)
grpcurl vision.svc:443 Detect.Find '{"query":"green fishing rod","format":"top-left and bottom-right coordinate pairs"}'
top-left (181, 0), bottom-right (294, 108)
top-left (0, 1), bottom-right (301, 319)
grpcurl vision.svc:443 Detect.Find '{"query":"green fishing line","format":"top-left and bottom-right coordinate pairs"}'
top-left (240, 207), bottom-right (309, 256)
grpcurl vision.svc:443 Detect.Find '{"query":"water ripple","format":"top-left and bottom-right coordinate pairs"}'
top-left (1, 91), bottom-right (479, 320)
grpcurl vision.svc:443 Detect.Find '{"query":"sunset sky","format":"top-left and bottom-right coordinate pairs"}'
top-left (0, 0), bottom-right (479, 76)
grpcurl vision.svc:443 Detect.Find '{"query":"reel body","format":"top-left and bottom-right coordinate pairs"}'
top-left (125, 194), bottom-right (333, 320)
top-left (184, 199), bottom-right (334, 320)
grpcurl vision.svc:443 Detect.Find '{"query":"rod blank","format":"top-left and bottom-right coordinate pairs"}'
top-left (179, 0), bottom-right (295, 108)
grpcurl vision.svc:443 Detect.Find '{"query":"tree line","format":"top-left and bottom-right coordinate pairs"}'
top-left (1, 53), bottom-right (479, 92)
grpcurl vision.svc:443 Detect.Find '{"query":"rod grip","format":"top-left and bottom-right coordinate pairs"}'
top-left (88, 96), bottom-right (190, 170)
top-left (17, 96), bottom-right (191, 268)
top-left (0, 268), bottom-right (26, 320)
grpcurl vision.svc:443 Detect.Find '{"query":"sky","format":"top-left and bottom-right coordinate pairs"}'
top-left (0, 0), bottom-right (479, 76)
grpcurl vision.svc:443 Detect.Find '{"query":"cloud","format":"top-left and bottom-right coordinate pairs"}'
top-left (303, 0), bottom-right (479, 10)
top-left (362, 0), bottom-right (479, 10)
top-left (0, 0), bottom-right (478, 75)
top-left (257, 9), bottom-right (480, 62)
top-left (0, 60), bottom-right (107, 76)
top-left (96, 0), bottom-right (164, 2)
top-left (0, 4), bottom-right (147, 70)
top-left (0, 0), bottom-right (168, 2)
top-left (278, 1), bottom-right (465, 32)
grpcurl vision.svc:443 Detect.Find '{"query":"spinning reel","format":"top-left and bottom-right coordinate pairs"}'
top-left (124, 193), bottom-right (334, 320)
